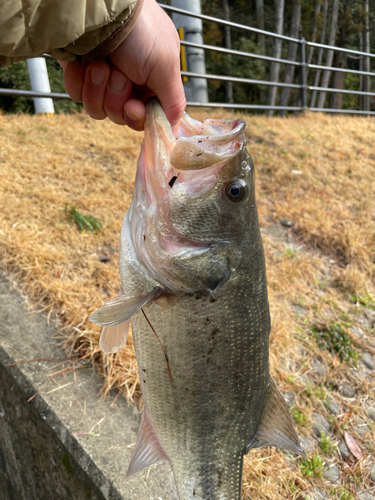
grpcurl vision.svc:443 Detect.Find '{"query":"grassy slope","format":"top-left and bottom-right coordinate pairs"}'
top-left (0, 110), bottom-right (374, 500)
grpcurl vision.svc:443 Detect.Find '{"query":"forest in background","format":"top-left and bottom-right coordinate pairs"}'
top-left (201, 0), bottom-right (375, 111)
top-left (0, 0), bottom-right (374, 114)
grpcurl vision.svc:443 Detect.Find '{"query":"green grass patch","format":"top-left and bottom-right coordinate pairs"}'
top-left (350, 293), bottom-right (375, 311)
top-left (66, 206), bottom-right (102, 233)
top-left (291, 409), bottom-right (308, 427)
top-left (319, 433), bottom-right (336, 455)
top-left (311, 318), bottom-right (358, 363)
top-left (335, 488), bottom-right (354, 500)
top-left (299, 454), bottom-right (325, 477)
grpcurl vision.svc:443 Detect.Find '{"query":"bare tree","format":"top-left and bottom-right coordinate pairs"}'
top-left (279, 0), bottom-right (301, 115)
top-left (222, 0), bottom-right (233, 104)
top-left (310, 0), bottom-right (329, 108)
top-left (317, 0), bottom-right (340, 109)
top-left (306, 0), bottom-right (323, 82)
top-left (256, 0), bottom-right (266, 53)
top-left (329, 51), bottom-right (346, 109)
top-left (266, 0), bottom-right (285, 116)
top-left (363, 0), bottom-right (371, 112)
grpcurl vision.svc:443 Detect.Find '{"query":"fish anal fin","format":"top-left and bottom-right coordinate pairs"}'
top-left (90, 288), bottom-right (161, 327)
top-left (246, 377), bottom-right (305, 457)
top-left (99, 320), bottom-right (130, 354)
top-left (125, 410), bottom-right (168, 479)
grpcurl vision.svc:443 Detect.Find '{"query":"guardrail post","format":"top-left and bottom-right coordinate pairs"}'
top-left (299, 37), bottom-right (307, 111)
top-left (26, 58), bottom-right (55, 115)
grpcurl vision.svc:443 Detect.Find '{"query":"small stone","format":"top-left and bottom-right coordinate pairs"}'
top-left (324, 396), bottom-right (341, 416)
top-left (312, 413), bottom-right (330, 438)
top-left (354, 419), bottom-right (371, 436)
top-left (358, 316), bottom-right (372, 329)
top-left (339, 383), bottom-right (356, 398)
top-left (323, 464), bottom-right (340, 483)
top-left (310, 487), bottom-right (330, 500)
top-left (366, 407), bottom-right (375, 421)
top-left (366, 464), bottom-right (375, 483)
top-left (338, 438), bottom-right (351, 460)
top-left (282, 390), bottom-right (295, 408)
top-left (350, 325), bottom-right (365, 338)
top-left (280, 218), bottom-right (293, 228)
top-left (300, 435), bottom-right (315, 453)
top-left (359, 492), bottom-right (375, 500)
top-left (299, 374), bottom-right (310, 385)
top-left (294, 305), bottom-right (306, 316)
top-left (361, 352), bottom-right (375, 371)
top-left (297, 345), bottom-right (306, 356)
top-left (312, 359), bottom-right (327, 378)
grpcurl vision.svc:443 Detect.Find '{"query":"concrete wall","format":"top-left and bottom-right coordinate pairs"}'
top-left (0, 274), bottom-right (178, 500)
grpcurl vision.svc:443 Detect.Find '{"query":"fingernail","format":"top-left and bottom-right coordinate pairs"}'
top-left (109, 71), bottom-right (126, 93)
top-left (90, 67), bottom-right (105, 86)
top-left (124, 110), bottom-right (139, 122)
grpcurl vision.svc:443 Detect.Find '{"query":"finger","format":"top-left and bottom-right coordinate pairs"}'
top-left (60, 61), bottom-right (86, 103)
top-left (103, 68), bottom-right (133, 125)
top-left (123, 99), bottom-right (146, 131)
top-left (82, 61), bottom-right (110, 120)
top-left (141, 8), bottom-right (186, 133)
top-left (148, 47), bottom-right (186, 134)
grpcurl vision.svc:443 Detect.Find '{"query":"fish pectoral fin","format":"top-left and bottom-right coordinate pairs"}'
top-left (99, 320), bottom-right (130, 354)
top-left (125, 409), bottom-right (169, 479)
top-left (89, 288), bottom-right (161, 327)
top-left (245, 377), bottom-right (305, 457)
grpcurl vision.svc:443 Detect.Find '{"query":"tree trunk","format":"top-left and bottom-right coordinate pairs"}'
top-left (317, 0), bottom-right (340, 109)
top-left (306, 0), bottom-right (322, 82)
top-left (310, 0), bottom-right (329, 108)
top-left (256, 0), bottom-right (266, 53)
top-left (359, 32), bottom-right (363, 110)
top-left (329, 51), bottom-right (346, 109)
top-left (363, 0), bottom-right (371, 112)
top-left (222, 0), bottom-right (233, 104)
top-left (266, 0), bottom-right (285, 116)
top-left (279, 0), bottom-right (301, 116)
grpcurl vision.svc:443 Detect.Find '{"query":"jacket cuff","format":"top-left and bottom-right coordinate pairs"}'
top-left (50, 0), bottom-right (144, 64)
top-left (83, 0), bottom-right (144, 61)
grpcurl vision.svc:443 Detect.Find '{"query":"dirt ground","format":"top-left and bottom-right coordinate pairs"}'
top-left (0, 109), bottom-right (374, 500)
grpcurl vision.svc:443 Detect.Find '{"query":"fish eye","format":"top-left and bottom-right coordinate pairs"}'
top-left (224, 179), bottom-right (248, 203)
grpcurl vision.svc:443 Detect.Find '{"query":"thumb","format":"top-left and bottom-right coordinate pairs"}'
top-left (147, 49), bottom-right (186, 135)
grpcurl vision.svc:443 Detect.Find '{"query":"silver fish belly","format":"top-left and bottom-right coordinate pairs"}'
top-left (90, 98), bottom-right (304, 500)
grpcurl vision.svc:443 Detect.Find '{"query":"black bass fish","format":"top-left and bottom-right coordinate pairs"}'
top-left (90, 98), bottom-right (304, 500)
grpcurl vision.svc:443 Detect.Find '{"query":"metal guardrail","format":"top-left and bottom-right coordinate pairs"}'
top-left (0, 88), bottom-right (70, 99)
top-left (161, 3), bottom-right (374, 115)
top-left (1, 4), bottom-right (373, 115)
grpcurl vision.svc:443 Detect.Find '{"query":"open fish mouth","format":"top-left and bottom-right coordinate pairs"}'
top-left (146, 97), bottom-right (246, 172)
top-left (124, 99), bottom-right (253, 296)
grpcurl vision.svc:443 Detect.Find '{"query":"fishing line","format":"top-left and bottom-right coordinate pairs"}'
top-left (141, 308), bottom-right (173, 384)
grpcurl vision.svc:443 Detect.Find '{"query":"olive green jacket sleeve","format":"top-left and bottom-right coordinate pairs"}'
top-left (0, 0), bottom-right (143, 68)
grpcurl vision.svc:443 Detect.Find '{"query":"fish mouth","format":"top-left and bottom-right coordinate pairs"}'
top-left (128, 99), bottom-right (249, 295)
top-left (145, 97), bottom-right (246, 173)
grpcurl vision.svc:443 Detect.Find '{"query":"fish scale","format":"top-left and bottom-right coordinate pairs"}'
top-left (90, 98), bottom-right (304, 500)
top-left (130, 222), bottom-right (270, 499)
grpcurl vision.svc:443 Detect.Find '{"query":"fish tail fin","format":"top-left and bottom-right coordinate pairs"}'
top-left (246, 377), bottom-right (305, 457)
top-left (125, 409), bottom-right (169, 479)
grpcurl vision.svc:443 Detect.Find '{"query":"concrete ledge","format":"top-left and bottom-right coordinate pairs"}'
top-left (0, 274), bottom-right (178, 500)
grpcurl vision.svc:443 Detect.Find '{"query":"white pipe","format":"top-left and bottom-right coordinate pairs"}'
top-left (171, 0), bottom-right (208, 103)
top-left (26, 58), bottom-right (55, 115)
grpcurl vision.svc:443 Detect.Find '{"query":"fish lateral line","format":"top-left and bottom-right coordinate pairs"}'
top-left (141, 308), bottom-right (173, 385)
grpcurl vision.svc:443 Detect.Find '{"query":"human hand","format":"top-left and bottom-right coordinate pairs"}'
top-left (60, 0), bottom-right (186, 134)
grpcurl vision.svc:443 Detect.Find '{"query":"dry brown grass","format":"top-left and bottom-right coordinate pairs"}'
top-left (0, 110), bottom-right (374, 499)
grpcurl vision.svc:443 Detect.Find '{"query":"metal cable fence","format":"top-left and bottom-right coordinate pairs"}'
top-left (1, 3), bottom-right (374, 115)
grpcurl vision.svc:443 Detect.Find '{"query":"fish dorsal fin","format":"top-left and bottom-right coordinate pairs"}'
top-left (246, 377), bottom-right (305, 456)
top-left (89, 288), bottom-right (160, 327)
top-left (99, 320), bottom-right (130, 354)
top-left (125, 410), bottom-right (169, 478)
